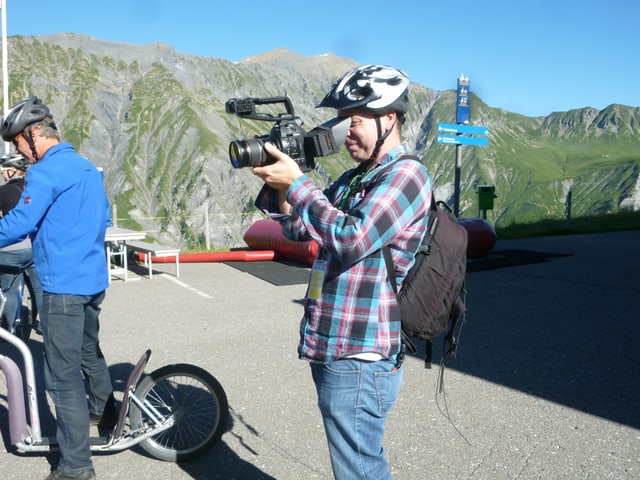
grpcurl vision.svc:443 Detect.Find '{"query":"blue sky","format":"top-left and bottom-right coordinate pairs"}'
top-left (5, 0), bottom-right (638, 117)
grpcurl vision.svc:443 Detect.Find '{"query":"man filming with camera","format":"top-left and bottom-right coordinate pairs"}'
top-left (252, 64), bottom-right (432, 480)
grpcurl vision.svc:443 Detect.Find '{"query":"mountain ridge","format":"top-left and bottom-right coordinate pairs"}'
top-left (2, 33), bottom-right (639, 248)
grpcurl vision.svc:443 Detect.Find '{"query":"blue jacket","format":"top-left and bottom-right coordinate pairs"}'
top-left (0, 143), bottom-right (110, 295)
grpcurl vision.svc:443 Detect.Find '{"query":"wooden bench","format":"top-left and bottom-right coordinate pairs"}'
top-left (124, 241), bottom-right (181, 279)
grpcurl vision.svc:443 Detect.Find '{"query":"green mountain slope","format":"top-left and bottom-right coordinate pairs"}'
top-left (2, 34), bottom-right (639, 248)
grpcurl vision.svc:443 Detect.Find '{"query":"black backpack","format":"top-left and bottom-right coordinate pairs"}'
top-left (383, 175), bottom-right (468, 369)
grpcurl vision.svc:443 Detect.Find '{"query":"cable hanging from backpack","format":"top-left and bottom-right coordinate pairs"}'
top-left (435, 307), bottom-right (472, 447)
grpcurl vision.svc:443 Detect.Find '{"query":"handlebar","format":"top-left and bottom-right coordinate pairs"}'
top-left (0, 261), bottom-right (34, 275)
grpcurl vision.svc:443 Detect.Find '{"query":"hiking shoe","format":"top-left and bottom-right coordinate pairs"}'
top-left (89, 394), bottom-right (118, 430)
top-left (89, 413), bottom-right (104, 426)
top-left (89, 410), bottom-right (117, 430)
top-left (44, 468), bottom-right (96, 479)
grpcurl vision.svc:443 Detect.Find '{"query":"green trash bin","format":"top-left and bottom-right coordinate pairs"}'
top-left (478, 185), bottom-right (496, 211)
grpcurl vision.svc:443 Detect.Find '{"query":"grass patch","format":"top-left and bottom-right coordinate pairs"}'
top-left (495, 210), bottom-right (640, 239)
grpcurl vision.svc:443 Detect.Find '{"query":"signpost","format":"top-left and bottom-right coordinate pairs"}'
top-left (436, 74), bottom-right (489, 217)
top-left (437, 123), bottom-right (489, 136)
top-left (436, 134), bottom-right (489, 147)
top-left (456, 75), bottom-right (471, 125)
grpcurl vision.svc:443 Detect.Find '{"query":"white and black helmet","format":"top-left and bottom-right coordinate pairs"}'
top-left (317, 65), bottom-right (410, 116)
top-left (0, 152), bottom-right (29, 171)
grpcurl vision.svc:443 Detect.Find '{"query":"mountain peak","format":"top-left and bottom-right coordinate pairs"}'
top-left (240, 47), bottom-right (299, 63)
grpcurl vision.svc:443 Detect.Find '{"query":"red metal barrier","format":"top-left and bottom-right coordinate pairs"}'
top-left (144, 217), bottom-right (495, 266)
top-left (459, 217), bottom-right (497, 258)
top-left (243, 219), bottom-right (318, 266)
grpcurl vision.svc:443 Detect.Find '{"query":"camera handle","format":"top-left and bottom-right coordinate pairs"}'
top-left (225, 96), bottom-right (295, 121)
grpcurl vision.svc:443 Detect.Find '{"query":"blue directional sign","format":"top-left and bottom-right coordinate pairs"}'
top-left (438, 123), bottom-right (489, 136)
top-left (437, 134), bottom-right (489, 147)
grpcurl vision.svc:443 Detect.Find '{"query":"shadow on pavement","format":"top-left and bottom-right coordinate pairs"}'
top-left (176, 407), bottom-right (278, 480)
top-left (416, 242), bottom-right (640, 429)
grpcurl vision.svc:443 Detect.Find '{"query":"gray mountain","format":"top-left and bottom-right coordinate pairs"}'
top-left (3, 33), bottom-right (639, 248)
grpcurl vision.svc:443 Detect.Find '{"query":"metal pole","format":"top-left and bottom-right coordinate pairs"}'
top-left (1, 0), bottom-right (8, 154)
top-left (565, 187), bottom-right (572, 229)
top-left (204, 202), bottom-right (210, 250)
top-left (454, 143), bottom-right (461, 218)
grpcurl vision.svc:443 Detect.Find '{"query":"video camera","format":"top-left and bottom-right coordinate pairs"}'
top-left (225, 96), bottom-right (350, 171)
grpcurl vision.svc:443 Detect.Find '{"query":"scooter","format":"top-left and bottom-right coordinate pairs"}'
top-left (0, 262), bottom-right (229, 462)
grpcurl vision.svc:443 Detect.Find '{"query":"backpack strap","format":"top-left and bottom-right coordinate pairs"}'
top-left (383, 194), bottom-right (439, 367)
top-left (380, 153), bottom-right (434, 363)
top-left (351, 153), bottom-right (433, 360)
top-left (382, 246), bottom-right (418, 355)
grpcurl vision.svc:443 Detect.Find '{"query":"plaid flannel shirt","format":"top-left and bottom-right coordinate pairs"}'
top-left (256, 145), bottom-right (432, 363)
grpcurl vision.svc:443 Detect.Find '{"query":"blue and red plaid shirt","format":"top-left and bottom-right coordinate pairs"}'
top-left (256, 145), bottom-right (432, 363)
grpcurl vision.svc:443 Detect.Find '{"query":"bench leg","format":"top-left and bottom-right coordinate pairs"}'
top-left (123, 245), bottom-right (129, 281)
top-left (105, 244), bottom-right (112, 284)
top-left (105, 242), bottom-right (131, 282)
top-left (147, 253), bottom-right (153, 279)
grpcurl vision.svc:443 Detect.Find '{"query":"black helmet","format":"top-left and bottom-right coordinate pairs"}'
top-left (1, 96), bottom-right (52, 142)
top-left (0, 153), bottom-right (29, 171)
top-left (317, 65), bottom-right (410, 115)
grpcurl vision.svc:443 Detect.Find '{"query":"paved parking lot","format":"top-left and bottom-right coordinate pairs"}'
top-left (1, 230), bottom-right (639, 479)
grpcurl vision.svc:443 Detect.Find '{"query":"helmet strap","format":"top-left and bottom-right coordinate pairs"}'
top-left (24, 127), bottom-right (40, 161)
top-left (369, 115), bottom-right (397, 161)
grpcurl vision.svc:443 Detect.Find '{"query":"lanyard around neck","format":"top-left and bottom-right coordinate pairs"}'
top-left (337, 162), bottom-right (375, 211)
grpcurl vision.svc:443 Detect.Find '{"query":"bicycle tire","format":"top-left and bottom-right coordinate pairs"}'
top-left (128, 363), bottom-right (229, 462)
top-left (17, 272), bottom-right (37, 341)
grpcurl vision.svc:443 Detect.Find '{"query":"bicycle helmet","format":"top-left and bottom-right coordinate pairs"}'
top-left (1, 96), bottom-right (52, 141)
top-left (316, 64), bottom-right (410, 115)
top-left (0, 153), bottom-right (29, 171)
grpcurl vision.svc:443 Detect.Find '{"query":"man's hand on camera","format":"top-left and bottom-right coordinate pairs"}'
top-left (253, 142), bottom-right (304, 191)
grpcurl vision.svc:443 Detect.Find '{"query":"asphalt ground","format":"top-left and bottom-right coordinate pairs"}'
top-left (1, 230), bottom-right (639, 479)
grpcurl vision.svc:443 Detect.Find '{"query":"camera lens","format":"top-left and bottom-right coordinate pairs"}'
top-left (229, 138), bottom-right (267, 168)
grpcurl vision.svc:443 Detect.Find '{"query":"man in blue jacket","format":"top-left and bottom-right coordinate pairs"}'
top-left (0, 96), bottom-right (114, 480)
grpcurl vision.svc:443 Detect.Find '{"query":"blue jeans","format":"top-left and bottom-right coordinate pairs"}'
top-left (41, 291), bottom-right (113, 474)
top-left (310, 358), bottom-right (403, 480)
top-left (0, 248), bottom-right (43, 331)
